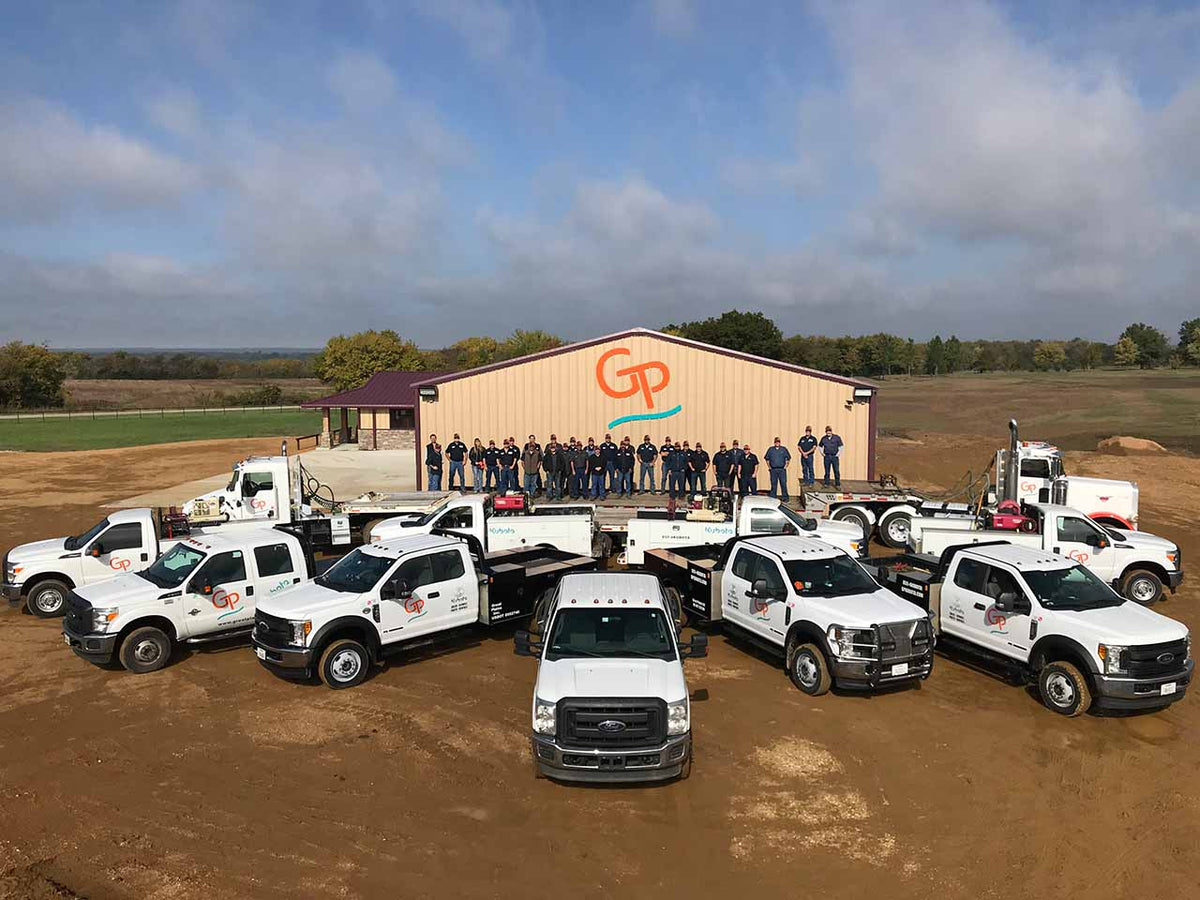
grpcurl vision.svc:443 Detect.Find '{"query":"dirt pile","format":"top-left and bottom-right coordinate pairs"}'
top-left (1097, 435), bottom-right (1169, 456)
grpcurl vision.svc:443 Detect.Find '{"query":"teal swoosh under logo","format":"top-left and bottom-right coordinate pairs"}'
top-left (607, 404), bottom-right (683, 429)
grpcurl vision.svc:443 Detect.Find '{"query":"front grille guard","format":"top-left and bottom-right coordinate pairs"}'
top-left (846, 619), bottom-right (935, 688)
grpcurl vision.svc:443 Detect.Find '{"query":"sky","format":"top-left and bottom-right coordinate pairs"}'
top-left (1, 0), bottom-right (1199, 348)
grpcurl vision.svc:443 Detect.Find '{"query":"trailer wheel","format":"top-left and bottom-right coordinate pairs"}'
top-left (878, 511), bottom-right (912, 549)
top-left (788, 642), bottom-right (832, 696)
top-left (26, 579), bottom-right (70, 618)
top-left (118, 626), bottom-right (172, 674)
top-left (318, 638), bottom-right (370, 689)
top-left (830, 508), bottom-right (870, 543)
top-left (1121, 569), bottom-right (1163, 606)
top-left (664, 586), bottom-right (686, 629)
top-left (592, 533), bottom-right (614, 560)
top-left (1038, 661), bottom-right (1092, 716)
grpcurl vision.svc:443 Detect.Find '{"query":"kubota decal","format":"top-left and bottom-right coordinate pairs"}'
top-left (597, 347), bottom-right (682, 429)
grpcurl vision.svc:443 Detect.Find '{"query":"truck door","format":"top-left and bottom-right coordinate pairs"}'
top-left (252, 541), bottom-right (305, 603)
top-left (238, 469), bottom-right (278, 521)
top-left (746, 553), bottom-right (789, 640)
top-left (81, 522), bottom-right (148, 583)
top-left (1017, 457), bottom-right (1053, 503)
top-left (378, 548), bottom-right (475, 641)
top-left (941, 558), bottom-right (1029, 660)
top-left (722, 547), bottom-right (760, 631)
top-left (183, 550), bottom-right (254, 635)
top-left (1051, 514), bottom-right (1118, 582)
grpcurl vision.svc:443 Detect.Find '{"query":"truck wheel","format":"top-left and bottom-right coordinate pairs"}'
top-left (878, 511), bottom-right (912, 549)
top-left (592, 533), bottom-right (614, 560)
top-left (319, 638), bottom-right (369, 689)
top-left (26, 579), bottom-right (70, 618)
top-left (830, 508), bottom-right (870, 543)
top-left (788, 642), bottom-right (832, 696)
top-left (118, 627), bottom-right (172, 674)
top-left (664, 586), bottom-right (686, 629)
top-left (1121, 569), bottom-right (1163, 606)
top-left (1038, 661), bottom-right (1092, 716)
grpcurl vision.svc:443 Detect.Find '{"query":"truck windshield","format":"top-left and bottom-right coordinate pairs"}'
top-left (65, 518), bottom-right (109, 551)
top-left (779, 506), bottom-right (818, 532)
top-left (783, 556), bottom-right (878, 597)
top-left (1021, 565), bottom-right (1124, 611)
top-left (546, 608), bottom-right (676, 661)
top-left (315, 549), bottom-right (396, 593)
top-left (140, 544), bottom-right (206, 588)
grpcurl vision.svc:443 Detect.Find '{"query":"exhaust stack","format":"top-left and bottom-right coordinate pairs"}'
top-left (1003, 419), bottom-right (1020, 503)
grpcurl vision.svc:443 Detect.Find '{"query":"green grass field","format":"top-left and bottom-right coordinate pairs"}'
top-left (0, 410), bottom-right (325, 452)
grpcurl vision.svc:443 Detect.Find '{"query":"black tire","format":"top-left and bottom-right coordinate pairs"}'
top-left (1121, 569), bottom-right (1163, 606)
top-left (318, 638), bottom-right (370, 689)
top-left (831, 508), bottom-right (870, 543)
top-left (592, 533), bottom-right (614, 560)
top-left (1038, 661), bottom-right (1092, 716)
top-left (878, 511), bottom-right (912, 549)
top-left (788, 641), bottom-right (832, 696)
top-left (664, 585), bottom-right (685, 629)
top-left (26, 579), bottom-right (71, 618)
top-left (530, 586), bottom-right (556, 635)
top-left (118, 626), bottom-right (172, 674)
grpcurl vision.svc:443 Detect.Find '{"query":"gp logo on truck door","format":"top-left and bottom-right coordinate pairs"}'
top-left (597, 347), bottom-right (682, 429)
top-left (109, 557), bottom-right (131, 572)
top-left (212, 589), bottom-right (244, 620)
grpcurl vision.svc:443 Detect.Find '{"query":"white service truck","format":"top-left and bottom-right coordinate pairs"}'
top-left (4, 508), bottom-right (197, 617)
top-left (367, 493), bottom-right (599, 558)
top-left (644, 535), bottom-right (935, 695)
top-left (872, 542), bottom-right (1191, 715)
top-left (513, 571), bottom-right (708, 783)
top-left (622, 491), bottom-right (864, 565)
top-left (62, 526), bottom-right (313, 674)
top-left (909, 502), bottom-right (1182, 605)
top-left (252, 531), bottom-right (595, 688)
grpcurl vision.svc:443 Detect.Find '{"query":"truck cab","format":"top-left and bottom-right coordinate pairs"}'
top-left (184, 456), bottom-right (293, 525)
top-left (62, 526), bottom-right (311, 674)
top-left (513, 572), bottom-right (707, 783)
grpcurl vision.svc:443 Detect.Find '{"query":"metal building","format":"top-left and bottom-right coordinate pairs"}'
top-left (412, 328), bottom-right (877, 488)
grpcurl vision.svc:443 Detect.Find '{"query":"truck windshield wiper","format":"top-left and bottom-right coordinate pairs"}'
top-left (548, 647), bottom-right (605, 658)
top-left (615, 648), bottom-right (673, 659)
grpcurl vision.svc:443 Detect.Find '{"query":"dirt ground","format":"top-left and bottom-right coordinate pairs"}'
top-left (1, 434), bottom-right (1198, 899)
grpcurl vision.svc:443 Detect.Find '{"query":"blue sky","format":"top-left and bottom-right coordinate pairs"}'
top-left (1, 0), bottom-right (1199, 347)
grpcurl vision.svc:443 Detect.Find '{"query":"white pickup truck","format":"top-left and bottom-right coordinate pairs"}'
top-left (513, 571), bottom-right (708, 783)
top-left (367, 493), bottom-right (598, 558)
top-left (252, 531), bottom-right (595, 688)
top-left (4, 508), bottom-right (196, 617)
top-left (622, 492), bottom-right (864, 565)
top-left (872, 543), bottom-right (1191, 715)
top-left (644, 535), bottom-right (935, 695)
top-left (62, 526), bottom-right (312, 674)
top-left (909, 502), bottom-right (1182, 605)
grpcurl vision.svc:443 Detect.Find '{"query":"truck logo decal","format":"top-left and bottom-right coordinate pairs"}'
top-left (1067, 549), bottom-right (1090, 564)
top-left (1020, 481), bottom-right (1038, 493)
top-left (269, 580), bottom-right (292, 595)
top-left (212, 589), bottom-right (244, 620)
top-left (597, 347), bottom-right (682, 429)
top-left (750, 597), bottom-right (771, 620)
top-left (251, 499), bottom-right (270, 511)
top-left (109, 557), bottom-right (131, 572)
top-left (1158, 652), bottom-right (1175, 664)
top-left (403, 596), bottom-right (427, 619)
top-left (597, 719), bottom-right (627, 733)
top-left (984, 605), bottom-right (1008, 635)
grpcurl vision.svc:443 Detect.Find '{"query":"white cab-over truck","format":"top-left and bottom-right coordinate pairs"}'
top-left (909, 502), bottom-right (1182, 605)
top-left (997, 435), bottom-right (1138, 529)
top-left (367, 493), bottom-right (598, 558)
top-left (621, 491), bottom-right (864, 565)
top-left (252, 531), bottom-right (595, 688)
top-left (872, 542), bottom-right (1191, 715)
top-left (62, 526), bottom-right (312, 674)
top-left (513, 571), bottom-right (708, 783)
top-left (644, 535), bottom-right (935, 695)
top-left (4, 508), bottom-right (197, 617)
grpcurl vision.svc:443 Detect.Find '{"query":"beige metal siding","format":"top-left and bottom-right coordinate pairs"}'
top-left (419, 334), bottom-right (871, 479)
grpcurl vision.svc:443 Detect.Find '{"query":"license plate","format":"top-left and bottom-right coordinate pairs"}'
top-left (891, 662), bottom-right (909, 676)
top-left (1161, 682), bottom-right (1177, 696)
top-left (255, 647), bottom-right (266, 660)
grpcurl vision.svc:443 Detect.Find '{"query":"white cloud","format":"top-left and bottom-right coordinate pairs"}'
top-left (410, 0), bottom-right (514, 63)
top-left (720, 158), bottom-right (821, 196)
top-left (145, 88), bottom-right (203, 139)
top-left (327, 50), bottom-right (397, 111)
top-left (649, 0), bottom-right (697, 39)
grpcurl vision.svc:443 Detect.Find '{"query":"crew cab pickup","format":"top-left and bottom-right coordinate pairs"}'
top-left (252, 531), bottom-right (595, 689)
top-left (4, 508), bottom-right (194, 618)
top-left (622, 491), bottom-right (864, 565)
top-left (872, 542), bottom-right (1192, 715)
top-left (513, 572), bottom-right (707, 783)
top-left (644, 535), bottom-right (934, 695)
top-left (62, 526), bottom-right (312, 674)
top-left (909, 503), bottom-right (1182, 605)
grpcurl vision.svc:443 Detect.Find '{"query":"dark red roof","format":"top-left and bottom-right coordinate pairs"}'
top-left (302, 371), bottom-right (449, 409)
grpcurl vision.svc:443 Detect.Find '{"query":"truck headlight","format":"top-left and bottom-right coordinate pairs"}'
top-left (533, 697), bottom-right (556, 736)
top-left (1098, 644), bottom-right (1128, 675)
top-left (5, 564), bottom-right (22, 582)
top-left (92, 607), bottom-right (119, 633)
top-left (290, 620), bottom-right (312, 645)
top-left (827, 625), bottom-right (877, 660)
top-left (666, 699), bottom-right (689, 736)
top-left (1166, 548), bottom-right (1180, 569)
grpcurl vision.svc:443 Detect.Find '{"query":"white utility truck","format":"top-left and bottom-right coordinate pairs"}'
top-left (62, 526), bottom-right (312, 674)
top-left (513, 571), bottom-right (708, 783)
top-left (909, 502), bottom-right (1182, 605)
top-left (252, 530), bottom-right (595, 689)
top-left (367, 493), bottom-right (599, 558)
top-left (5, 508), bottom-right (199, 617)
top-left (644, 535), bottom-right (935, 695)
top-left (621, 491), bottom-right (864, 565)
top-left (872, 543), bottom-right (1191, 715)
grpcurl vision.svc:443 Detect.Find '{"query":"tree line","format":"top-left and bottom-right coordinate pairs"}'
top-left (60, 350), bottom-right (315, 380)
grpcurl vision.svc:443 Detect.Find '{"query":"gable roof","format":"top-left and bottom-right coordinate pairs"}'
top-left (412, 328), bottom-right (875, 390)
top-left (302, 370), bottom-right (450, 409)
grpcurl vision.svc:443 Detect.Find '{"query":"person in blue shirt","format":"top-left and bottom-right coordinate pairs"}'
top-left (445, 434), bottom-right (468, 491)
top-left (797, 425), bottom-right (818, 488)
top-left (728, 440), bottom-right (746, 491)
top-left (764, 437), bottom-right (792, 501)
top-left (659, 436), bottom-right (674, 494)
top-left (819, 425), bottom-right (844, 488)
top-left (665, 441), bottom-right (688, 501)
top-left (636, 434), bottom-right (658, 494)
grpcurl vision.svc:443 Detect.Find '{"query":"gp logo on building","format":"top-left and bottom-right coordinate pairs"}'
top-left (596, 347), bottom-right (682, 429)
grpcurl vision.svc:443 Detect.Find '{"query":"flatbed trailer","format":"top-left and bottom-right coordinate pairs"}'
top-left (798, 479), bottom-right (974, 549)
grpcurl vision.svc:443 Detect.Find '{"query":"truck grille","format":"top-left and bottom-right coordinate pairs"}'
top-left (253, 610), bottom-right (293, 649)
top-left (557, 699), bottom-right (666, 750)
top-left (1126, 639), bottom-right (1189, 678)
top-left (64, 591), bottom-right (92, 633)
top-left (877, 618), bottom-right (933, 663)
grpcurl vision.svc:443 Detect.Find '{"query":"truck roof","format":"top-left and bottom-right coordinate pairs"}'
top-left (362, 532), bottom-right (462, 558)
top-left (555, 572), bottom-right (666, 609)
top-left (109, 508), bottom-right (152, 525)
top-left (176, 525), bottom-right (294, 554)
top-left (959, 542), bottom-right (1071, 571)
top-left (739, 535), bottom-right (845, 560)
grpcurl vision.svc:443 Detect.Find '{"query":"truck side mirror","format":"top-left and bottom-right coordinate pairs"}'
top-left (89, 545), bottom-right (103, 557)
top-left (514, 630), bottom-right (543, 657)
top-left (241, 480), bottom-right (256, 497)
top-left (1085, 533), bottom-right (1107, 549)
top-left (681, 633), bottom-right (708, 659)
top-left (995, 591), bottom-right (1029, 614)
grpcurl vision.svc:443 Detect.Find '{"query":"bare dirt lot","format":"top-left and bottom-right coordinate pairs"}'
top-left (1, 434), bottom-right (1198, 899)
